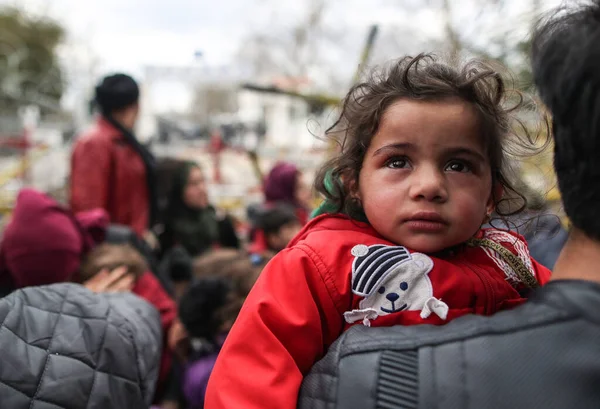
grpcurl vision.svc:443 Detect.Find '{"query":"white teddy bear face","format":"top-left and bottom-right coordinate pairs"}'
top-left (358, 252), bottom-right (434, 315)
top-left (344, 245), bottom-right (448, 326)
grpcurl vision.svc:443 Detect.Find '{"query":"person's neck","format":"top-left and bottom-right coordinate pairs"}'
top-left (552, 228), bottom-right (600, 284)
top-left (110, 111), bottom-right (135, 131)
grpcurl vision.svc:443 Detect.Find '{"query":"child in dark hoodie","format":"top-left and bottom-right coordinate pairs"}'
top-left (177, 257), bottom-right (262, 409)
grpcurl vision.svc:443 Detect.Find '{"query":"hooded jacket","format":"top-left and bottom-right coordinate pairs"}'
top-left (0, 189), bottom-right (177, 392)
top-left (0, 189), bottom-right (95, 290)
top-left (0, 283), bottom-right (161, 409)
top-left (205, 214), bottom-right (551, 409)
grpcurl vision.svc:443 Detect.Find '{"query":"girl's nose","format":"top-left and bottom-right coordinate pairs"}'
top-left (408, 166), bottom-right (448, 203)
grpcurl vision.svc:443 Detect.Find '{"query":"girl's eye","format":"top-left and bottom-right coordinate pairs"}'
top-left (445, 160), bottom-right (471, 173)
top-left (386, 158), bottom-right (410, 169)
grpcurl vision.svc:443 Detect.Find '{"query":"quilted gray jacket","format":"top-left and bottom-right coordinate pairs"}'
top-left (299, 280), bottom-right (600, 409)
top-left (0, 283), bottom-right (162, 409)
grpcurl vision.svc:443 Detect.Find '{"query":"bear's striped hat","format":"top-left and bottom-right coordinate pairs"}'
top-left (350, 244), bottom-right (412, 297)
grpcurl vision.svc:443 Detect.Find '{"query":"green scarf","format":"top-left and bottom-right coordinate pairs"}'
top-left (310, 170), bottom-right (368, 223)
top-left (311, 170), bottom-right (340, 219)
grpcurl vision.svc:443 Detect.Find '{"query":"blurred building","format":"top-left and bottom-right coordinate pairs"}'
top-left (141, 64), bottom-right (327, 150)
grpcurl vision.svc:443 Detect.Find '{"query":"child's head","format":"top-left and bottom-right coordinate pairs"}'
top-left (161, 245), bottom-right (193, 300)
top-left (316, 54), bottom-right (546, 253)
top-left (180, 254), bottom-right (264, 343)
top-left (256, 204), bottom-right (302, 252)
top-left (79, 243), bottom-right (148, 283)
top-left (179, 275), bottom-right (235, 342)
top-left (192, 249), bottom-right (245, 279)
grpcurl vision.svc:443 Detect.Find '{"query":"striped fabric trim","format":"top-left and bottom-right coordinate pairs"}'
top-left (351, 245), bottom-right (411, 297)
top-left (376, 350), bottom-right (419, 409)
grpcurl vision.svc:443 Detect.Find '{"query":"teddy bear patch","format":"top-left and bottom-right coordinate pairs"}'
top-left (343, 244), bottom-right (448, 326)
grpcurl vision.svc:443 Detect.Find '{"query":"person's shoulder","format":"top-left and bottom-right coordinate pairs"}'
top-left (289, 213), bottom-right (382, 249)
top-left (470, 228), bottom-right (543, 287)
top-left (281, 214), bottom-right (396, 285)
top-left (476, 228), bottom-right (530, 254)
top-left (74, 119), bottom-right (121, 148)
top-left (74, 125), bottom-right (112, 151)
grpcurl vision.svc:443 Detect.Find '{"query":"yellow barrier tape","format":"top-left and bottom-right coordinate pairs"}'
top-left (0, 146), bottom-right (49, 188)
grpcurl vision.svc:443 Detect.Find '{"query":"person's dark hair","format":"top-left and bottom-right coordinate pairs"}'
top-left (94, 73), bottom-right (139, 114)
top-left (255, 204), bottom-right (300, 235)
top-left (79, 243), bottom-right (148, 283)
top-left (532, 1), bottom-right (600, 239)
top-left (162, 245), bottom-right (193, 282)
top-left (192, 249), bottom-right (244, 279)
top-left (166, 161), bottom-right (200, 217)
top-left (179, 276), bottom-right (233, 341)
top-left (180, 256), bottom-right (262, 342)
top-left (315, 53), bottom-right (548, 224)
top-left (155, 157), bottom-right (187, 226)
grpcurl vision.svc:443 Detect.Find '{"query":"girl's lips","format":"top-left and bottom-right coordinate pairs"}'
top-left (406, 211), bottom-right (447, 224)
top-left (403, 219), bottom-right (447, 232)
top-left (403, 212), bottom-right (448, 232)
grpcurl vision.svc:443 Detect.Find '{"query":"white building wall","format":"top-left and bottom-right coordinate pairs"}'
top-left (237, 90), bottom-right (325, 150)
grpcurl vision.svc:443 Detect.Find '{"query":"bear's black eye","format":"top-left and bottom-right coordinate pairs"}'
top-left (400, 282), bottom-right (408, 291)
top-left (378, 286), bottom-right (386, 294)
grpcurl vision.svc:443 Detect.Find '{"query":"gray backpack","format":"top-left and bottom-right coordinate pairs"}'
top-left (298, 281), bottom-right (600, 409)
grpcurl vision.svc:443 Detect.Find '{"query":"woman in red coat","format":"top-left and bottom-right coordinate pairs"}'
top-left (70, 73), bottom-right (157, 237)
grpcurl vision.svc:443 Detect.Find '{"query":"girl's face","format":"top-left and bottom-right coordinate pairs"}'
top-left (184, 167), bottom-right (209, 209)
top-left (357, 99), bottom-right (499, 253)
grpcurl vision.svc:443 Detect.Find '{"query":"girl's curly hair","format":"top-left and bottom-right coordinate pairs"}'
top-left (315, 53), bottom-right (549, 224)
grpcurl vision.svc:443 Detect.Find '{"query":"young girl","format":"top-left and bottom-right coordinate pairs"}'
top-left (205, 54), bottom-right (552, 409)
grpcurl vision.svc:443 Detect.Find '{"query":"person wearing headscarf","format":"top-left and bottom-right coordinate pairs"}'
top-left (70, 73), bottom-right (157, 237)
top-left (247, 161), bottom-right (311, 253)
top-left (159, 161), bottom-right (239, 258)
top-left (263, 161), bottom-right (312, 225)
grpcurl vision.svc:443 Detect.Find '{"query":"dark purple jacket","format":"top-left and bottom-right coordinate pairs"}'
top-left (183, 352), bottom-right (219, 409)
top-left (183, 336), bottom-right (227, 409)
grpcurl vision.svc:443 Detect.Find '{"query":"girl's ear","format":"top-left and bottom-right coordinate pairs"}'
top-left (348, 178), bottom-right (361, 201)
top-left (487, 182), bottom-right (504, 215)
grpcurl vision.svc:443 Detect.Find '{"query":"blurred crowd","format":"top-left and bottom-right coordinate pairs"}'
top-left (0, 72), bottom-right (314, 408)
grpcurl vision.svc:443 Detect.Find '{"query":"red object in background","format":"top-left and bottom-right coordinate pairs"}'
top-left (0, 135), bottom-right (32, 150)
top-left (209, 130), bottom-right (225, 184)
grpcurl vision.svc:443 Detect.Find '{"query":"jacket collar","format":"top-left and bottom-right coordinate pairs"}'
top-left (96, 116), bottom-right (124, 141)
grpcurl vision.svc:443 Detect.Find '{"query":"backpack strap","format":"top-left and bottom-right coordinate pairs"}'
top-left (467, 237), bottom-right (539, 289)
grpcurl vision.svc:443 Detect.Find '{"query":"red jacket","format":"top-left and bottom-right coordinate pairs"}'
top-left (70, 117), bottom-right (149, 236)
top-left (132, 271), bottom-right (177, 394)
top-left (205, 214), bottom-right (551, 409)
